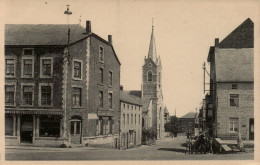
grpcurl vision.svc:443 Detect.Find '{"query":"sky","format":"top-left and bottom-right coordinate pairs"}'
top-left (2, 0), bottom-right (259, 117)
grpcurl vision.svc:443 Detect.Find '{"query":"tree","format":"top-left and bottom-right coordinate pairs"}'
top-left (164, 116), bottom-right (180, 135)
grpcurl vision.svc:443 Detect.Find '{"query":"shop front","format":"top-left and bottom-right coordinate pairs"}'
top-left (5, 109), bottom-right (68, 147)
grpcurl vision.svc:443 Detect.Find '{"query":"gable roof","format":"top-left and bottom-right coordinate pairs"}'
top-left (218, 18), bottom-right (254, 48)
top-left (180, 112), bottom-right (197, 119)
top-left (5, 24), bottom-right (121, 65)
top-left (5, 24), bottom-right (86, 46)
top-left (120, 91), bottom-right (142, 106)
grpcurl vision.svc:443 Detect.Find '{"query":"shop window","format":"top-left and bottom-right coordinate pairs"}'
top-left (39, 115), bottom-right (60, 137)
top-left (5, 115), bottom-right (14, 136)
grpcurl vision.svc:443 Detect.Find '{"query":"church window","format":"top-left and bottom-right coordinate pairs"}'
top-left (147, 71), bottom-right (152, 82)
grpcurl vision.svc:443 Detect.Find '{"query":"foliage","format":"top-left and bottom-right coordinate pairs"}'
top-left (164, 116), bottom-right (180, 133)
top-left (142, 127), bottom-right (157, 145)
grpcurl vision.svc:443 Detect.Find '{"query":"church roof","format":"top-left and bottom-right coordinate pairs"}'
top-left (180, 112), bottom-right (197, 119)
top-left (148, 25), bottom-right (157, 62)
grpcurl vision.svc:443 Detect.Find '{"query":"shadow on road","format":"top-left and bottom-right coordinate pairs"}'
top-left (158, 148), bottom-right (186, 153)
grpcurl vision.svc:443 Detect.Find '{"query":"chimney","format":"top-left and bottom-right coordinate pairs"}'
top-left (108, 35), bottom-right (112, 45)
top-left (215, 38), bottom-right (219, 46)
top-left (86, 21), bottom-right (91, 34)
top-left (120, 85), bottom-right (123, 91)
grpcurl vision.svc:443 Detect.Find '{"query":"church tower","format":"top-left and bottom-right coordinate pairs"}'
top-left (141, 21), bottom-right (165, 139)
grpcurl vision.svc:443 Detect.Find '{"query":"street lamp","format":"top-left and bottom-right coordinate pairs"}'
top-left (62, 4), bottom-right (72, 147)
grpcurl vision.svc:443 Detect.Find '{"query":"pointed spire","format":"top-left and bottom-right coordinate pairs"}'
top-left (148, 18), bottom-right (157, 61)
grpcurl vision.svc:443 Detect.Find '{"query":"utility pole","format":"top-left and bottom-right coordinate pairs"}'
top-left (203, 62), bottom-right (206, 94)
top-left (63, 4), bottom-right (72, 146)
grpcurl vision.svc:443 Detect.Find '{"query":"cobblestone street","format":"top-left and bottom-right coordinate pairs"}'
top-left (5, 136), bottom-right (254, 160)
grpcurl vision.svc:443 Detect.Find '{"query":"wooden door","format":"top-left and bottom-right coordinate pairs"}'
top-left (70, 120), bottom-right (81, 144)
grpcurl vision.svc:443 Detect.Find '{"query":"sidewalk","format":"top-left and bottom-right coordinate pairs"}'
top-left (5, 145), bottom-right (109, 152)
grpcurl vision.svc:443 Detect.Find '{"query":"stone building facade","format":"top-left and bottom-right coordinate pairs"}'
top-left (5, 21), bottom-right (121, 147)
top-left (119, 90), bottom-right (142, 149)
top-left (207, 18), bottom-right (254, 140)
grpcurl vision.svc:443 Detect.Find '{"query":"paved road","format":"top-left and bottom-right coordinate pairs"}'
top-left (5, 136), bottom-right (254, 160)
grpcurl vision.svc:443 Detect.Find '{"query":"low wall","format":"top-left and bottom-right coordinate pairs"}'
top-left (82, 134), bottom-right (119, 149)
top-left (5, 136), bottom-right (19, 146)
top-left (218, 133), bottom-right (246, 140)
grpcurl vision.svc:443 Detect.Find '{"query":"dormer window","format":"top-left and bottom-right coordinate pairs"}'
top-left (147, 71), bottom-right (152, 82)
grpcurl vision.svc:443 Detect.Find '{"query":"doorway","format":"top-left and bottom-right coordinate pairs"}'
top-left (20, 115), bottom-right (33, 143)
top-left (70, 117), bottom-right (82, 144)
top-left (249, 118), bottom-right (254, 140)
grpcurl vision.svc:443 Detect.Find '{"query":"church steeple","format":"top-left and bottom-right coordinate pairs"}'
top-left (148, 19), bottom-right (157, 61)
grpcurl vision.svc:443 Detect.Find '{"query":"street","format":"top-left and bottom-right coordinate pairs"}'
top-left (5, 136), bottom-right (254, 160)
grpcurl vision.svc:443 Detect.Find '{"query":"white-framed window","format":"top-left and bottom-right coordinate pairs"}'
top-left (99, 45), bottom-right (104, 63)
top-left (99, 91), bottom-right (104, 108)
top-left (99, 68), bottom-right (104, 84)
top-left (5, 58), bottom-right (16, 78)
top-left (108, 92), bottom-right (113, 109)
top-left (23, 48), bottom-right (34, 56)
top-left (21, 83), bottom-right (35, 106)
top-left (21, 57), bottom-right (34, 78)
top-left (230, 94), bottom-right (239, 107)
top-left (229, 118), bottom-right (239, 132)
top-left (40, 57), bottom-right (53, 78)
top-left (5, 84), bottom-right (16, 106)
top-left (72, 87), bottom-right (82, 107)
top-left (147, 71), bottom-right (152, 82)
top-left (123, 114), bottom-right (125, 127)
top-left (72, 59), bottom-right (83, 80)
top-left (108, 71), bottom-right (113, 86)
top-left (38, 83), bottom-right (53, 107)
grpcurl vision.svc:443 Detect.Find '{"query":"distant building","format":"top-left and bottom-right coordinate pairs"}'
top-left (164, 107), bottom-right (170, 124)
top-left (120, 90), bottom-right (142, 149)
top-left (5, 21), bottom-right (121, 147)
top-left (207, 18), bottom-right (254, 140)
top-left (179, 112), bottom-right (197, 134)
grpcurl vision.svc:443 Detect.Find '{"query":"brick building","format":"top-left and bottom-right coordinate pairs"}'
top-left (119, 90), bottom-right (142, 149)
top-left (207, 18), bottom-right (254, 140)
top-left (5, 21), bottom-right (121, 147)
top-left (179, 112), bottom-right (197, 134)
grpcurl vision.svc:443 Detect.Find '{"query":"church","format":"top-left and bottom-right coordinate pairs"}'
top-left (141, 23), bottom-right (165, 139)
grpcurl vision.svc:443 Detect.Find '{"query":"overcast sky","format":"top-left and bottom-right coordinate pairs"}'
top-left (2, 0), bottom-right (259, 117)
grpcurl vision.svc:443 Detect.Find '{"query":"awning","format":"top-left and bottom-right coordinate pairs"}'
top-left (5, 109), bottom-right (63, 116)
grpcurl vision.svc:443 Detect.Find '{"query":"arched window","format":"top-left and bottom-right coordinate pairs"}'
top-left (147, 71), bottom-right (152, 82)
